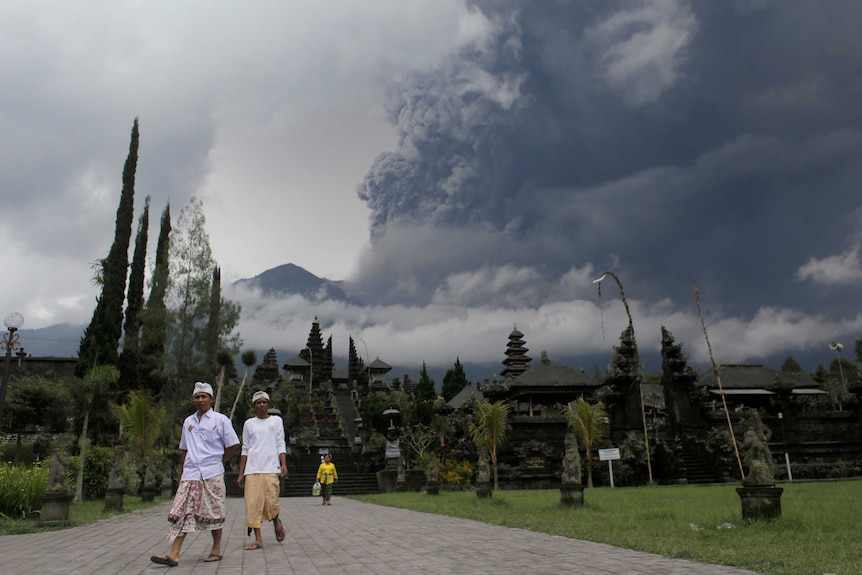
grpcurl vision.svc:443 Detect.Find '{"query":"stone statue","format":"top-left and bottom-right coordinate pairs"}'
top-left (477, 448), bottom-right (491, 484)
top-left (385, 426), bottom-right (401, 459)
top-left (46, 451), bottom-right (70, 494)
top-left (561, 434), bottom-right (582, 484)
top-left (741, 409), bottom-right (775, 486)
top-left (108, 458), bottom-right (125, 490)
top-left (396, 457), bottom-right (406, 483)
top-left (427, 456), bottom-right (439, 483)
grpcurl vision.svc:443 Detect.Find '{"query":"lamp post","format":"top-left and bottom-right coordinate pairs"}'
top-left (304, 347), bottom-right (313, 395)
top-left (829, 341), bottom-right (847, 392)
top-left (0, 312), bottom-right (24, 428)
top-left (592, 272), bottom-right (653, 484)
top-left (777, 412), bottom-right (792, 481)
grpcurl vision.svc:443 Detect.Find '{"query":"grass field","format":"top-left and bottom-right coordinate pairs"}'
top-left (0, 496), bottom-right (167, 536)
top-left (352, 481), bottom-right (862, 575)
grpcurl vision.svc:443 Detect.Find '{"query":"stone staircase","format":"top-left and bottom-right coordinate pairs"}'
top-left (678, 443), bottom-right (720, 484)
top-left (283, 453), bottom-right (380, 497)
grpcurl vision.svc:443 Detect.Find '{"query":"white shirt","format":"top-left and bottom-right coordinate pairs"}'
top-left (179, 408), bottom-right (240, 482)
top-left (241, 415), bottom-right (286, 475)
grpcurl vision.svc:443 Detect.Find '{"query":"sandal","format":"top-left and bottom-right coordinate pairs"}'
top-left (273, 517), bottom-right (286, 542)
top-left (244, 543), bottom-right (263, 551)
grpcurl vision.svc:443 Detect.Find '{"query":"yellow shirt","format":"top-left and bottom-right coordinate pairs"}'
top-left (316, 462), bottom-right (338, 485)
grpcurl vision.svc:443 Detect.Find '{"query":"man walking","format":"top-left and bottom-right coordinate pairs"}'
top-left (151, 382), bottom-right (240, 566)
top-left (238, 390), bottom-right (288, 549)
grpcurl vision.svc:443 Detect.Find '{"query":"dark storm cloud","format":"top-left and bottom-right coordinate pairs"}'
top-left (354, 0), bottom-right (862, 320)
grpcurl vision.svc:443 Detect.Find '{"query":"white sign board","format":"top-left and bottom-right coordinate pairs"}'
top-left (598, 448), bottom-right (620, 461)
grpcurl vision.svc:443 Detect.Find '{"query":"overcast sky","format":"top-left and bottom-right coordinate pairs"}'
top-left (3, 1), bottom-right (862, 377)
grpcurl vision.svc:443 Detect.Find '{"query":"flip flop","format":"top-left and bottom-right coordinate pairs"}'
top-left (150, 555), bottom-right (179, 567)
top-left (244, 543), bottom-right (263, 550)
top-left (203, 554), bottom-right (222, 562)
top-left (273, 517), bottom-right (286, 542)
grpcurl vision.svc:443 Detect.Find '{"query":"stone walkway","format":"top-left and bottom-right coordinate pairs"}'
top-left (0, 496), bottom-right (765, 575)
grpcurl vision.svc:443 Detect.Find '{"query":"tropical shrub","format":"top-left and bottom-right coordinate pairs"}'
top-left (68, 446), bottom-right (114, 499)
top-left (0, 461), bottom-right (47, 518)
top-left (439, 459), bottom-right (473, 488)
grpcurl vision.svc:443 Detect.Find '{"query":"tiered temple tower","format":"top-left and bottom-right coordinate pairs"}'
top-left (500, 324), bottom-right (531, 379)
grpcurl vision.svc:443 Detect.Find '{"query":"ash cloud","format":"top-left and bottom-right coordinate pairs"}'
top-left (353, 0), bottom-right (862, 322)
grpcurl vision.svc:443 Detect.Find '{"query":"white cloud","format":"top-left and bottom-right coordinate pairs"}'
top-left (795, 246), bottom-right (862, 286)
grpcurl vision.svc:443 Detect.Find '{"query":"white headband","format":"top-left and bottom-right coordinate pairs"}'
top-left (252, 390), bottom-right (270, 403)
top-left (193, 382), bottom-right (214, 397)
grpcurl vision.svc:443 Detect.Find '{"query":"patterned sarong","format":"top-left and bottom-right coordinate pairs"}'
top-left (166, 475), bottom-right (226, 541)
top-left (244, 473), bottom-right (281, 528)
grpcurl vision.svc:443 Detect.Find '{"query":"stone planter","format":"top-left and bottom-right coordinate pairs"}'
top-left (160, 484), bottom-right (173, 499)
top-left (476, 481), bottom-right (492, 498)
top-left (104, 487), bottom-right (125, 512)
top-left (140, 485), bottom-right (158, 502)
top-left (560, 482), bottom-right (585, 507)
top-left (40, 492), bottom-right (73, 526)
top-left (736, 485), bottom-right (784, 520)
top-left (425, 481), bottom-right (440, 495)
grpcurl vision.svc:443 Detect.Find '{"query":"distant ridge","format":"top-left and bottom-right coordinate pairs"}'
top-left (16, 323), bottom-right (83, 358)
top-left (232, 263), bottom-right (361, 304)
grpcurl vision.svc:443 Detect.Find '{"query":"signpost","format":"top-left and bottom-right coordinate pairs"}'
top-left (599, 448), bottom-right (621, 488)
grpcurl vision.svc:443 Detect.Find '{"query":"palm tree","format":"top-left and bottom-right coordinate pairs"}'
top-left (74, 364), bottom-right (120, 503)
top-left (566, 396), bottom-right (608, 488)
top-left (228, 350), bottom-right (258, 421)
top-left (469, 400), bottom-right (511, 490)
top-left (113, 389), bottom-right (166, 486)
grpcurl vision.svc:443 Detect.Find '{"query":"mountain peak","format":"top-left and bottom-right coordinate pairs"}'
top-left (233, 262), bottom-right (359, 304)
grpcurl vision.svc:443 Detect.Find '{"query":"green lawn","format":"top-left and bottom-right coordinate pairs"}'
top-left (0, 496), bottom-right (167, 536)
top-left (352, 481), bottom-right (862, 575)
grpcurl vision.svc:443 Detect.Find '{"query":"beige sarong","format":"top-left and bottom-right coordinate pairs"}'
top-left (244, 473), bottom-right (281, 528)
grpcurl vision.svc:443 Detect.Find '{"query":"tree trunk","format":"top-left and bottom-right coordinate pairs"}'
top-left (74, 409), bottom-right (90, 503)
top-left (585, 447), bottom-right (594, 488)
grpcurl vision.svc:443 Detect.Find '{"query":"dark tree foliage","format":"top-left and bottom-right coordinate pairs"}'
top-left (3, 376), bottom-right (73, 463)
top-left (780, 356), bottom-right (804, 374)
top-left (441, 357), bottom-right (468, 402)
top-left (118, 196), bottom-right (150, 394)
top-left (414, 362), bottom-right (436, 401)
top-left (139, 202), bottom-right (171, 398)
top-left (77, 118), bottom-right (140, 377)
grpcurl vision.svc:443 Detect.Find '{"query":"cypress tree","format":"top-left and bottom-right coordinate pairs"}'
top-left (441, 357), bottom-right (468, 402)
top-left (118, 196), bottom-right (150, 394)
top-left (414, 362), bottom-right (437, 401)
top-left (139, 202), bottom-right (171, 398)
top-left (77, 118), bottom-right (140, 377)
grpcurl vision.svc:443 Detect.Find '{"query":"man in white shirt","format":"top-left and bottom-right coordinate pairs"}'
top-left (151, 382), bottom-right (240, 567)
top-left (237, 390), bottom-right (288, 549)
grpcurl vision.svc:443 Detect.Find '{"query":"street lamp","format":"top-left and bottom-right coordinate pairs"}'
top-left (0, 312), bottom-right (24, 428)
top-left (777, 412), bottom-right (792, 481)
top-left (829, 342), bottom-right (847, 392)
top-left (592, 272), bottom-right (653, 484)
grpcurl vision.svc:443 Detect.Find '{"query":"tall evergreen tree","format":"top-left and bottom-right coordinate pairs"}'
top-left (166, 197), bottom-right (242, 384)
top-left (118, 196), bottom-right (150, 394)
top-left (441, 357), bottom-right (468, 402)
top-left (167, 197), bottom-right (215, 383)
top-left (76, 118), bottom-right (140, 376)
top-left (139, 202), bottom-right (171, 398)
top-left (414, 362), bottom-right (436, 401)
